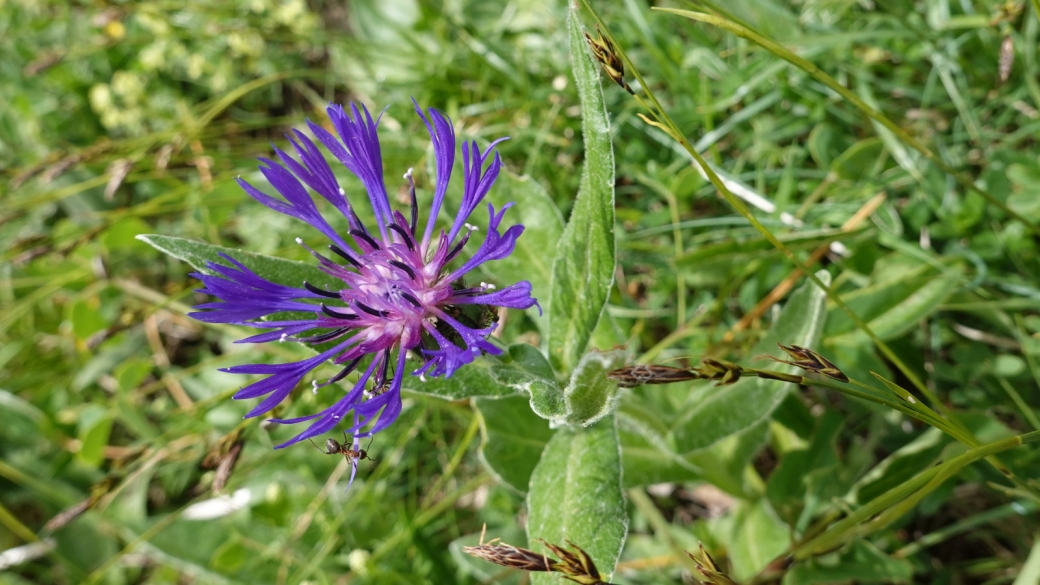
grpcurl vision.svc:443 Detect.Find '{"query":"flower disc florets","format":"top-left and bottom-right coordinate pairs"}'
top-left (189, 102), bottom-right (539, 466)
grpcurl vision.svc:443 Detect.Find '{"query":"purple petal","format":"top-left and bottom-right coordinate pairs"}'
top-left (266, 409), bottom-right (323, 425)
top-left (254, 159), bottom-right (350, 249)
top-left (226, 336), bottom-right (358, 418)
top-left (415, 344), bottom-right (479, 379)
top-left (446, 203), bottom-right (524, 281)
top-left (446, 139), bottom-right (506, 243)
top-left (282, 130), bottom-right (352, 218)
top-left (414, 100), bottom-right (457, 250)
top-left (414, 321), bottom-right (500, 379)
top-left (189, 255), bottom-right (325, 323)
top-left (448, 281), bottom-right (541, 314)
top-left (320, 103), bottom-right (392, 241)
top-left (189, 101), bottom-right (538, 464)
top-left (271, 354), bottom-right (382, 448)
top-left (235, 321), bottom-right (322, 343)
top-left (349, 350), bottom-right (407, 436)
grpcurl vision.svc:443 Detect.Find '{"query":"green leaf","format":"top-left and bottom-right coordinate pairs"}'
top-left (796, 433), bottom-right (1025, 559)
top-left (482, 170), bottom-right (564, 335)
top-left (826, 260), bottom-right (963, 342)
top-left (726, 499), bottom-right (791, 582)
top-left (620, 406), bottom-right (767, 497)
top-left (528, 370), bottom-right (565, 420)
top-left (402, 343), bottom-right (557, 401)
top-left (848, 427), bottom-right (949, 505)
top-left (54, 516), bottom-right (119, 578)
top-left (676, 226), bottom-right (858, 267)
top-left (101, 217), bottom-right (155, 254)
top-left (209, 535), bottom-right (249, 573)
top-left (76, 405), bottom-right (113, 469)
top-left (767, 410), bottom-right (843, 507)
top-left (530, 349), bottom-right (625, 425)
top-left (686, 420), bottom-right (770, 496)
top-left (669, 271), bottom-right (830, 455)
top-left (558, 350), bottom-right (625, 426)
top-left (114, 359), bottom-right (154, 393)
top-left (784, 541), bottom-right (912, 584)
top-left (547, 8), bottom-right (617, 375)
top-left (619, 410), bottom-right (702, 487)
top-left (73, 331), bottom-right (145, 391)
top-left (526, 416), bottom-right (627, 584)
top-left (0, 389), bottom-right (47, 445)
top-left (475, 394), bottom-right (555, 493)
top-left (136, 234), bottom-right (338, 289)
top-left (1008, 186), bottom-right (1040, 222)
top-left (857, 76), bottom-right (924, 183)
top-left (830, 137), bottom-right (884, 181)
top-left (68, 298), bottom-right (108, 341)
top-left (822, 260), bottom-right (962, 382)
top-left (807, 123), bottom-right (845, 169)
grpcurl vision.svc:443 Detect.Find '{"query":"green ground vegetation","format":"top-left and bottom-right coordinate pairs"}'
top-left (3, 1), bottom-right (1040, 583)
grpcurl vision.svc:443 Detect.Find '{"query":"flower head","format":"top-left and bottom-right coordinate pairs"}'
top-left (190, 102), bottom-right (539, 464)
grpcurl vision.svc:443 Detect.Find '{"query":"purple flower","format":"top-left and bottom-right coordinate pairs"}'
top-left (190, 102), bottom-right (540, 460)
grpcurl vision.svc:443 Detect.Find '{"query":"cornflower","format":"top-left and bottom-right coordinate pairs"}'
top-left (189, 102), bottom-right (539, 479)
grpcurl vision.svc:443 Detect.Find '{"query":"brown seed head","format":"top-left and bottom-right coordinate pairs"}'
top-left (607, 364), bottom-right (703, 387)
top-left (695, 359), bottom-right (743, 385)
top-left (463, 542), bottom-right (555, 573)
top-left (541, 539), bottom-right (604, 583)
top-left (756, 343), bottom-right (849, 382)
top-left (584, 25), bottom-right (635, 95)
top-left (464, 539), bottom-right (613, 584)
top-left (687, 544), bottom-right (738, 585)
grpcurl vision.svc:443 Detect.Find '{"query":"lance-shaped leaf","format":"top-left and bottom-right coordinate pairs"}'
top-left (404, 343), bottom-right (558, 401)
top-left (825, 259), bottom-right (963, 342)
top-left (475, 394), bottom-right (555, 493)
top-left (137, 234), bottom-right (339, 289)
top-left (548, 8), bottom-right (617, 375)
top-left (726, 499), bottom-right (791, 582)
top-left (526, 416), bottom-right (627, 584)
top-left (669, 271), bottom-right (830, 455)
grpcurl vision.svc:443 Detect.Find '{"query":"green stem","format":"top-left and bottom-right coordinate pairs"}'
top-left (749, 368), bottom-right (1040, 501)
top-left (862, 374), bottom-right (1036, 498)
top-left (751, 371), bottom-right (952, 435)
top-left (793, 431), bottom-right (1040, 559)
top-left (0, 500), bottom-right (39, 543)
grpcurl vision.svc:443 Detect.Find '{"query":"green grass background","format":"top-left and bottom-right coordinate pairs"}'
top-left (3, 0), bottom-right (1040, 583)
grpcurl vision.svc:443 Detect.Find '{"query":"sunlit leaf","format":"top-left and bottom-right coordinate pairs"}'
top-left (526, 416), bottom-right (627, 584)
top-left (547, 8), bottom-right (617, 375)
top-left (669, 272), bottom-right (830, 455)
